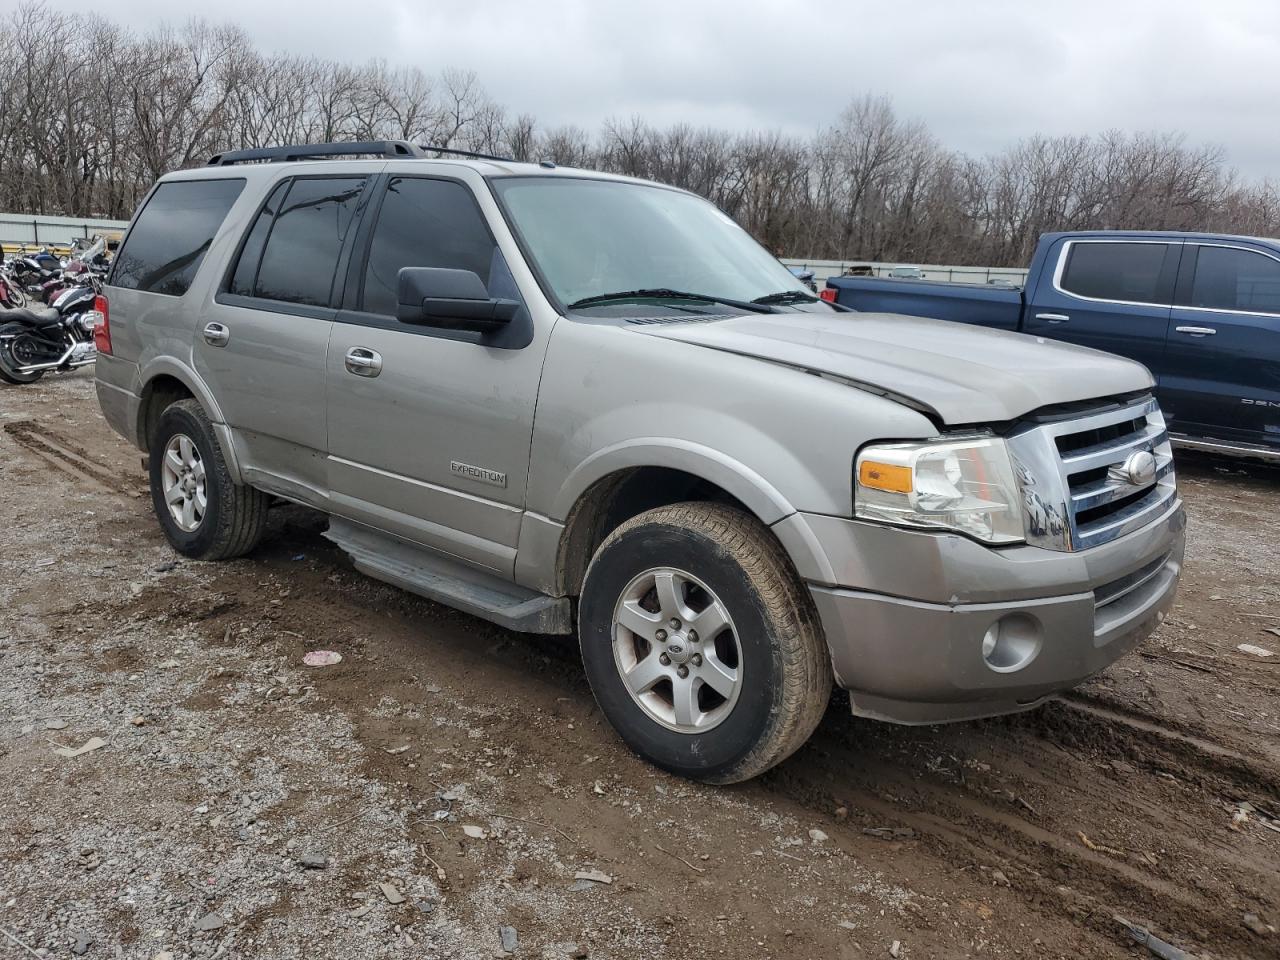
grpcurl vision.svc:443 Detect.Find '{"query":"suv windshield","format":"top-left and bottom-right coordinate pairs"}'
top-left (491, 176), bottom-right (818, 310)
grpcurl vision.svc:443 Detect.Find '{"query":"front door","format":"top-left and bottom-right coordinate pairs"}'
top-left (1023, 238), bottom-right (1179, 377)
top-left (1164, 242), bottom-right (1280, 450)
top-left (325, 173), bottom-right (552, 576)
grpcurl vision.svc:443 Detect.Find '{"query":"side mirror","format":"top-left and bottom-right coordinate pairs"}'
top-left (396, 267), bottom-right (520, 332)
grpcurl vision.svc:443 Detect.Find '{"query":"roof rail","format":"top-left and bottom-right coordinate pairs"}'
top-left (417, 144), bottom-right (514, 163)
top-left (207, 140), bottom-right (426, 166)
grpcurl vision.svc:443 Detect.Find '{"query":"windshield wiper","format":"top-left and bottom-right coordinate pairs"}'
top-left (751, 289), bottom-right (820, 305)
top-left (567, 288), bottom-right (776, 314)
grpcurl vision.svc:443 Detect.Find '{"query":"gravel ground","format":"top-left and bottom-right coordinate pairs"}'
top-left (1, 369), bottom-right (1277, 960)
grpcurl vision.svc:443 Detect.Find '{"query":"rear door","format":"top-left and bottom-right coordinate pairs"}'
top-left (196, 172), bottom-right (374, 504)
top-left (1023, 238), bottom-right (1179, 375)
top-left (1164, 242), bottom-right (1280, 450)
top-left (324, 172), bottom-right (550, 576)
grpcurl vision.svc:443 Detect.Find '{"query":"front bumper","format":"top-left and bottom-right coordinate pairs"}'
top-left (787, 503), bottom-right (1185, 724)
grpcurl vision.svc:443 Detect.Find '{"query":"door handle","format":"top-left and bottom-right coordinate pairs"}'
top-left (1175, 325), bottom-right (1217, 337)
top-left (202, 322), bottom-right (230, 347)
top-left (1034, 313), bottom-right (1070, 324)
top-left (344, 347), bottom-right (382, 377)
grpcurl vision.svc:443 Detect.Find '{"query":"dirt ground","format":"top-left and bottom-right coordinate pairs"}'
top-left (1, 369), bottom-right (1277, 960)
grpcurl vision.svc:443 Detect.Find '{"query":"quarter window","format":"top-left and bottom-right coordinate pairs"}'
top-left (1059, 242), bottom-right (1169, 304)
top-left (361, 177), bottom-right (498, 317)
top-left (111, 178), bottom-right (245, 296)
top-left (242, 177), bottom-right (367, 307)
top-left (1187, 246), bottom-right (1280, 314)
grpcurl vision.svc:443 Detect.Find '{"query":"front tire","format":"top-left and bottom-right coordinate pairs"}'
top-left (148, 399), bottom-right (269, 560)
top-left (579, 502), bottom-right (833, 784)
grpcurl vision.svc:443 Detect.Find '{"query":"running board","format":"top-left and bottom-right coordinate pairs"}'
top-left (1170, 433), bottom-right (1280, 462)
top-left (324, 518), bottom-right (573, 635)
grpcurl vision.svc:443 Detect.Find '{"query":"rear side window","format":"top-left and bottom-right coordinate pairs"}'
top-left (1186, 246), bottom-right (1280, 314)
top-left (1059, 242), bottom-right (1169, 304)
top-left (111, 179), bottom-right (244, 296)
top-left (361, 177), bottom-right (497, 317)
top-left (233, 177), bottom-right (367, 307)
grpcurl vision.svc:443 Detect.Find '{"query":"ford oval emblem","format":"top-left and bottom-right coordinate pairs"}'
top-left (1113, 450), bottom-right (1157, 487)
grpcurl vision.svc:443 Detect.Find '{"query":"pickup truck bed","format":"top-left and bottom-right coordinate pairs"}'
top-left (827, 231), bottom-right (1280, 460)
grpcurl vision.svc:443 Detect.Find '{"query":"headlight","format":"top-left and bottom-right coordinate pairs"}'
top-left (855, 436), bottom-right (1023, 544)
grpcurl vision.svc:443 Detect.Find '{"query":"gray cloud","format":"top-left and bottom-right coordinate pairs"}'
top-left (102, 0), bottom-right (1280, 178)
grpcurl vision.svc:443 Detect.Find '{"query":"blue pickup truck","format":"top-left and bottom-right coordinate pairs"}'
top-left (826, 231), bottom-right (1280, 460)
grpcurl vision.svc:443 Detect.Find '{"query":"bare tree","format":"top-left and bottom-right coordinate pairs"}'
top-left (2, 1), bottom-right (1277, 259)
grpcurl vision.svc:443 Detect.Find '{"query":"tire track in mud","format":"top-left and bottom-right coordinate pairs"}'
top-left (766, 697), bottom-right (1280, 959)
top-left (3, 419), bottom-right (137, 495)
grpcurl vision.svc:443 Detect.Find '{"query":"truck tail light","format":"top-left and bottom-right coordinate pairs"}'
top-left (91, 294), bottom-right (111, 355)
top-left (819, 288), bottom-right (837, 303)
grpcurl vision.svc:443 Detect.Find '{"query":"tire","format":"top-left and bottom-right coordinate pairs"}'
top-left (579, 502), bottom-right (833, 784)
top-left (148, 398), bottom-right (269, 560)
top-left (0, 323), bottom-right (46, 384)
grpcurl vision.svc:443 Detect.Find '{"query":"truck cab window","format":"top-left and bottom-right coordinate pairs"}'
top-left (1188, 246), bottom-right (1280, 314)
top-left (1059, 242), bottom-right (1168, 305)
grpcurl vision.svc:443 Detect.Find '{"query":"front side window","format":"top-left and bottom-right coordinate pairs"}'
top-left (1059, 242), bottom-right (1169, 304)
top-left (1187, 246), bottom-right (1280, 314)
top-left (243, 177), bottom-right (367, 307)
top-left (490, 176), bottom-right (814, 309)
top-left (111, 178), bottom-right (245, 296)
top-left (361, 177), bottom-right (497, 317)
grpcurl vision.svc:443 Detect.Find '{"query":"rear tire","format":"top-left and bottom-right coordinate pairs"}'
top-left (578, 502), bottom-right (833, 783)
top-left (148, 399), bottom-right (269, 560)
top-left (0, 323), bottom-right (46, 384)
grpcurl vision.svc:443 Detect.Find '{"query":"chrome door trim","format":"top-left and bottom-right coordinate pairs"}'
top-left (1174, 241), bottom-right (1280, 319)
top-left (1050, 238), bottom-right (1181, 309)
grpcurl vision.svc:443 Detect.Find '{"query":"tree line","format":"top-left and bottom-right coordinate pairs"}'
top-left (2, 2), bottom-right (1277, 267)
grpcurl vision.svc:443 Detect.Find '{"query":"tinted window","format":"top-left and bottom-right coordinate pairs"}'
top-left (111, 179), bottom-right (244, 296)
top-left (1188, 246), bottom-right (1280, 314)
top-left (361, 177), bottom-right (497, 316)
top-left (1060, 242), bottom-right (1168, 304)
top-left (253, 177), bottom-right (366, 306)
top-left (229, 181), bottom-right (289, 297)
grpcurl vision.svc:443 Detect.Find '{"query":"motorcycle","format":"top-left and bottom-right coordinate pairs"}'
top-left (9, 249), bottom-right (63, 299)
top-left (0, 256), bottom-right (28, 308)
top-left (0, 272), bottom-right (103, 385)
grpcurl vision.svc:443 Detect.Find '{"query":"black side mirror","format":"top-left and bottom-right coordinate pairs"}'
top-left (396, 267), bottom-right (520, 332)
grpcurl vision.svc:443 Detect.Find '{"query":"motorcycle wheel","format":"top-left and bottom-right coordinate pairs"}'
top-left (0, 322), bottom-right (46, 384)
top-left (0, 287), bottom-right (26, 308)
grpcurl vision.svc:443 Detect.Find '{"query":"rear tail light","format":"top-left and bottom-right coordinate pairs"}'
top-left (819, 288), bottom-right (837, 303)
top-left (91, 294), bottom-right (111, 354)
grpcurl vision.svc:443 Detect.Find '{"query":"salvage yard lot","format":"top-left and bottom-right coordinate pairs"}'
top-left (1, 370), bottom-right (1277, 960)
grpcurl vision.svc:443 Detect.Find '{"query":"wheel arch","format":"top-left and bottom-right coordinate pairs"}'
top-left (136, 358), bottom-right (243, 483)
top-left (549, 441), bottom-right (800, 599)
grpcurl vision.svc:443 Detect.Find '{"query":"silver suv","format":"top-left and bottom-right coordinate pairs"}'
top-left (95, 141), bottom-right (1185, 783)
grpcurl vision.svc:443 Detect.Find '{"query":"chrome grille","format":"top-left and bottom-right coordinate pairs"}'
top-left (1008, 396), bottom-right (1177, 552)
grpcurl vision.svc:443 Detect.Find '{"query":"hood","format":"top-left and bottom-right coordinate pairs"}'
top-left (632, 311), bottom-right (1155, 424)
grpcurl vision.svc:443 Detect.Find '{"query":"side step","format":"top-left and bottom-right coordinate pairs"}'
top-left (325, 518), bottom-right (573, 635)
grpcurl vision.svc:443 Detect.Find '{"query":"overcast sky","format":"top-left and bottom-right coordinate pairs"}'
top-left (103, 0), bottom-right (1279, 179)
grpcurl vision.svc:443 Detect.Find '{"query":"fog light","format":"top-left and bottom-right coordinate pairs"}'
top-left (981, 614), bottom-right (1042, 673)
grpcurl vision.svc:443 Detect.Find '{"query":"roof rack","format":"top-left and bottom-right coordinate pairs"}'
top-left (208, 140), bottom-right (423, 166)
top-left (207, 140), bottom-right (516, 167)
top-left (416, 144), bottom-right (514, 163)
